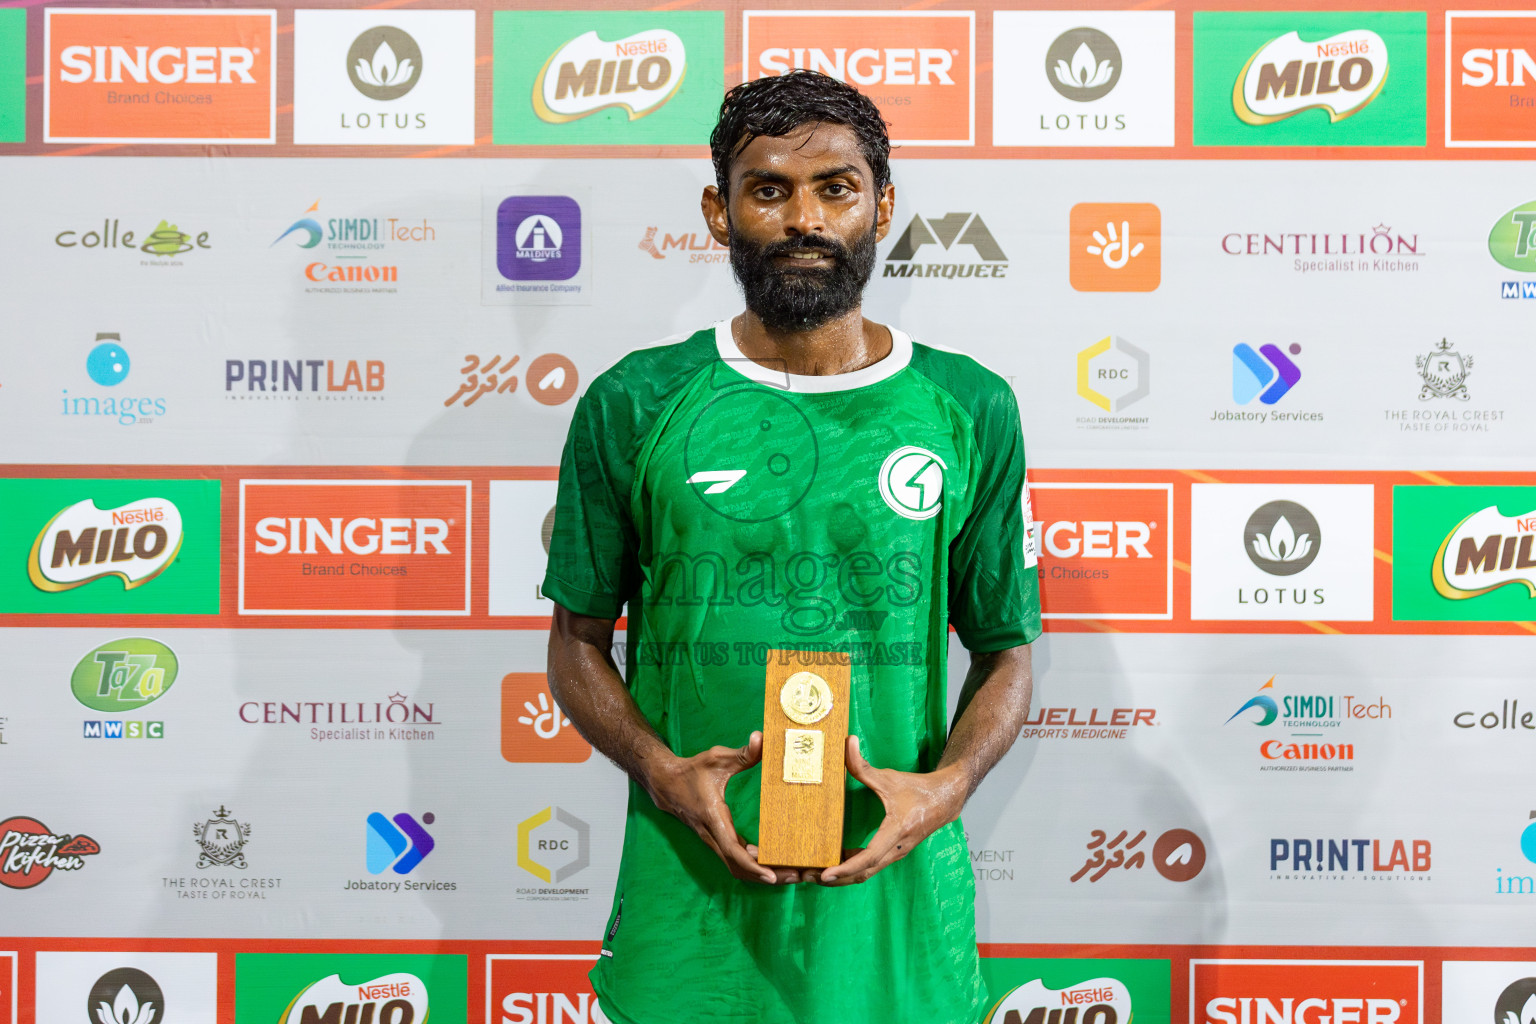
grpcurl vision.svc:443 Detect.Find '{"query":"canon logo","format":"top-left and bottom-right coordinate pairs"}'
top-left (1207, 998), bottom-right (1401, 1024)
top-left (252, 517), bottom-right (449, 556)
top-left (1041, 520), bottom-right (1153, 559)
top-left (58, 45), bottom-right (256, 84)
top-left (758, 47), bottom-right (953, 86)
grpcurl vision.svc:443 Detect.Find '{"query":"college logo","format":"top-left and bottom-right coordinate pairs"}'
top-left (1232, 343), bottom-right (1302, 405)
top-left (193, 805), bottom-right (250, 869)
top-left (63, 334), bottom-right (168, 426)
top-left (1192, 960), bottom-right (1422, 1024)
top-left (982, 959), bottom-right (1170, 1024)
top-left (29, 497), bottom-right (182, 593)
top-left (502, 674), bottom-right (591, 763)
top-left (71, 637), bottom-right (178, 713)
top-left (88, 968), bottom-right (164, 1024)
top-left (1417, 339), bottom-right (1472, 401)
top-left (238, 479), bottom-right (470, 616)
top-left (367, 812), bottom-right (435, 876)
top-left (1394, 487), bottom-right (1536, 621)
top-left (1447, 13), bottom-right (1536, 147)
top-left (1070, 827), bottom-right (1207, 883)
top-left (1030, 483), bottom-right (1171, 620)
top-left (1069, 203), bottom-right (1160, 291)
top-left (517, 806), bottom-right (590, 884)
top-left (292, 10), bottom-right (474, 145)
top-left (884, 211), bottom-right (1007, 279)
top-left (494, 12), bottom-right (722, 145)
top-left (0, 816), bottom-right (100, 889)
top-left (488, 954), bottom-right (609, 1024)
top-left (55, 220), bottom-right (213, 259)
top-left (281, 973), bottom-right (429, 1024)
top-left (45, 8), bottom-right (276, 144)
top-left (743, 11), bottom-right (975, 145)
top-left (1192, 13), bottom-right (1426, 146)
top-left (1077, 336), bottom-right (1149, 416)
top-left (878, 446), bottom-right (945, 521)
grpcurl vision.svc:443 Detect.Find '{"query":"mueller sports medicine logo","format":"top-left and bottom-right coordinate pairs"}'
top-left (534, 29), bottom-right (686, 123)
top-left (638, 225), bottom-right (727, 264)
top-left (29, 497), bottom-right (182, 593)
top-left (278, 973), bottom-right (429, 1024)
top-left (1192, 961), bottom-right (1422, 1024)
top-left (1030, 483), bottom-right (1172, 620)
top-left (1431, 505), bottom-right (1536, 601)
top-left (45, 9), bottom-right (276, 144)
top-left (743, 11), bottom-right (974, 145)
top-left (1447, 13), bottom-right (1536, 147)
top-left (1234, 29), bottom-right (1389, 125)
top-left (238, 480), bottom-right (470, 616)
top-left (0, 816), bottom-right (100, 889)
top-left (884, 212), bottom-right (1007, 279)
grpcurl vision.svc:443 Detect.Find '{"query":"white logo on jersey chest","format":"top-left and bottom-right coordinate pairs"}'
top-left (878, 446), bottom-right (946, 520)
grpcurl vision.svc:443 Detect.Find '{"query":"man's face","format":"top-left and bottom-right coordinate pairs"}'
top-left (703, 122), bottom-right (894, 333)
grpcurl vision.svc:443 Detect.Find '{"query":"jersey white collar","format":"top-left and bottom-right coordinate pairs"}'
top-left (712, 320), bottom-right (913, 394)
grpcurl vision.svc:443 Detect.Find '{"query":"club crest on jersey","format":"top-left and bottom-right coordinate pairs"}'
top-left (879, 446), bottom-right (946, 520)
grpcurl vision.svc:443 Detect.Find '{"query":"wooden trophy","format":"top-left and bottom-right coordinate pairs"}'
top-left (757, 649), bottom-right (851, 869)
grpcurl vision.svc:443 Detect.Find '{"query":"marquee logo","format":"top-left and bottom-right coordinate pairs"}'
top-left (45, 8), bottom-right (276, 144)
top-left (884, 211), bottom-right (1007, 280)
top-left (29, 497), bottom-right (183, 593)
top-left (1192, 960), bottom-right (1422, 1024)
top-left (488, 954), bottom-right (610, 1024)
top-left (533, 29), bottom-right (686, 123)
top-left (1432, 505), bottom-right (1536, 601)
top-left (0, 816), bottom-right (100, 889)
top-left (238, 480), bottom-right (471, 616)
top-left (279, 973), bottom-right (429, 1024)
top-left (743, 11), bottom-right (974, 145)
top-left (1447, 13), bottom-right (1536, 147)
top-left (1234, 30), bottom-right (1389, 125)
top-left (71, 637), bottom-right (178, 713)
top-left (517, 806), bottom-right (590, 884)
top-left (1030, 482), bottom-right (1171, 620)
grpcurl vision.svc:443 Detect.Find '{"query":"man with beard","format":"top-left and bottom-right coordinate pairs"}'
top-left (543, 71), bottom-right (1040, 1024)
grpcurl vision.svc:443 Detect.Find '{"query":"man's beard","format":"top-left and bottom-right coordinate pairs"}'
top-left (728, 221), bottom-right (879, 333)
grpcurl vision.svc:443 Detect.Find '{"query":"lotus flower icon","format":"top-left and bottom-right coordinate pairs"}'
top-left (95, 984), bottom-right (157, 1024)
top-left (1056, 42), bottom-right (1114, 90)
top-left (1243, 500), bottom-right (1322, 576)
top-left (1251, 515), bottom-right (1311, 564)
top-left (356, 40), bottom-right (415, 89)
top-left (1508, 993), bottom-right (1536, 1024)
top-left (345, 26), bottom-right (424, 101)
top-left (1044, 27), bottom-right (1123, 102)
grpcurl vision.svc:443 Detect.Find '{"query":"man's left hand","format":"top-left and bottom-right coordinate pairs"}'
top-left (815, 735), bottom-right (966, 886)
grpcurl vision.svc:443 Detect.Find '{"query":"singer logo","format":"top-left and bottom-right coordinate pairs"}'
top-left (487, 954), bottom-right (611, 1024)
top-left (239, 480), bottom-right (470, 616)
top-left (1446, 13), bottom-right (1536, 146)
top-left (501, 674), bottom-right (592, 763)
top-left (45, 9), bottom-right (276, 144)
top-left (1030, 483), bottom-right (1172, 620)
top-left (742, 11), bottom-right (974, 145)
top-left (1192, 960), bottom-right (1421, 1024)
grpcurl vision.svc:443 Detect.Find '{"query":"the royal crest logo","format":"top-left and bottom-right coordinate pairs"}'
top-left (533, 29), bottom-right (686, 123)
top-left (1417, 339), bottom-right (1472, 401)
top-left (278, 973), bottom-right (428, 1024)
top-left (1433, 506), bottom-right (1536, 601)
top-left (878, 446), bottom-right (946, 521)
top-left (28, 497), bottom-right (183, 593)
top-left (0, 816), bottom-right (100, 889)
top-left (1234, 29), bottom-right (1389, 125)
top-left (193, 806), bottom-right (251, 869)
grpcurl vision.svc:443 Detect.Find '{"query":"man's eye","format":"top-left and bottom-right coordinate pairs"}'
top-left (753, 186), bottom-right (782, 200)
top-left (825, 183), bottom-right (851, 197)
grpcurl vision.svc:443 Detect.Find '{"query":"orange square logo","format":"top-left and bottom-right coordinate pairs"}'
top-left (238, 480), bottom-right (470, 615)
top-left (1192, 960), bottom-right (1421, 1024)
top-left (1069, 203), bottom-right (1161, 292)
top-left (487, 953), bottom-right (603, 1021)
top-left (742, 12), bottom-right (974, 145)
top-left (502, 673), bottom-right (591, 763)
top-left (46, 8), bottom-right (275, 144)
top-left (1032, 483), bottom-right (1172, 619)
top-left (1447, 13), bottom-right (1536, 146)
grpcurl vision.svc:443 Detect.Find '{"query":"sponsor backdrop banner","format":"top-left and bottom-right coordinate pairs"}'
top-left (4, 0), bottom-right (1536, 1022)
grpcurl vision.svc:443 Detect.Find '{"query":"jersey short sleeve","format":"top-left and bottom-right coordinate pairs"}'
top-left (947, 382), bottom-right (1043, 651)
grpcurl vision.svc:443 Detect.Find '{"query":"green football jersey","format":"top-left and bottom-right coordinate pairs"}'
top-left (543, 322), bottom-right (1042, 1024)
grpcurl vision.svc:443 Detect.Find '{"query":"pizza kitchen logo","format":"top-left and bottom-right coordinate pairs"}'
top-left (534, 28), bottom-right (686, 123)
top-left (0, 816), bottom-right (101, 889)
top-left (29, 496), bottom-right (183, 593)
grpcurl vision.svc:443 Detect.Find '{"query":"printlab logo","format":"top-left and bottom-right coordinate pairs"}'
top-left (88, 969), bottom-right (164, 1024)
top-left (502, 673), bottom-right (592, 763)
top-left (883, 212), bottom-right (1008, 279)
top-left (1070, 827), bottom-right (1207, 883)
top-left (366, 812), bottom-right (435, 875)
top-left (878, 446), bottom-right (945, 521)
top-left (1270, 836), bottom-right (1430, 879)
top-left (63, 334), bottom-right (167, 427)
top-left (1047, 28), bottom-right (1121, 101)
top-left (0, 816), bottom-right (100, 889)
top-left (1069, 203), bottom-right (1160, 291)
top-left (444, 352), bottom-right (579, 408)
top-left (347, 26), bottom-right (421, 101)
top-left (638, 225), bottom-right (728, 264)
top-left (1418, 340), bottom-right (1472, 401)
top-left (193, 806), bottom-right (251, 869)
top-left (1244, 500), bottom-right (1321, 575)
top-left (517, 806), bottom-right (590, 887)
top-left (1232, 343), bottom-right (1302, 405)
top-left (1076, 335), bottom-right (1149, 420)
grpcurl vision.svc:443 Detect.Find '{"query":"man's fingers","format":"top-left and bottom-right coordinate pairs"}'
top-left (700, 807), bottom-right (774, 884)
top-left (821, 817), bottom-right (904, 884)
top-left (843, 734), bottom-right (885, 793)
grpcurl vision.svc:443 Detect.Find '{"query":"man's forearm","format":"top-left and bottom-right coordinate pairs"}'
top-left (935, 644), bottom-right (1035, 803)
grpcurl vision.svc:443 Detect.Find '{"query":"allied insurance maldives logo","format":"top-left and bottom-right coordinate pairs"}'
top-left (45, 8), bottom-right (276, 145)
top-left (743, 11), bottom-right (975, 146)
top-left (238, 480), bottom-right (470, 616)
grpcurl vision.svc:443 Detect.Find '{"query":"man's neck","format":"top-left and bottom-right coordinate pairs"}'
top-left (730, 308), bottom-right (893, 377)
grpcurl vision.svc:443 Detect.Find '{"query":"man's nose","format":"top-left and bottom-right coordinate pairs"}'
top-left (782, 186), bottom-right (826, 237)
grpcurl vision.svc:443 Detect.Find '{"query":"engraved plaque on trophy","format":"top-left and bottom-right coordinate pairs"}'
top-left (757, 649), bottom-right (851, 869)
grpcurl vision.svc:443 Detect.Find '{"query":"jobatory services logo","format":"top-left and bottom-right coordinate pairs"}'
top-left (637, 225), bottom-right (728, 264)
top-left (1231, 343), bottom-right (1303, 406)
top-left (1442, 964), bottom-right (1536, 1024)
top-left (1447, 13), bottom-right (1536, 147)
top-left (0, 816), bottom-right (100, 889)
top-left (293, 10), bottom-right (474, 146)
top-left (271, 198), bottom-right (438, 296)
top-left (502, 673), bottom-right (592, 763)
top-left (1029, 482), bottom-right (1172, 620)
top-left (1069, 203), bottom-right (1160, 291)
top-left (494, 12), bottom-right (723, 145)
top-left (63, 334), bottom-right (168, 427)
top-left (45, 8), bottom-right (276, 144)
top-left (488, 954), bottom-right (611, 1024)
top-left (743, 11), bottom-right (975, 145)
top-left (1193, 12), bottom-right (1427, 147)
top-left (238, 479), bottom-right (471, 616)
top-left (0, 479), bottom-right (220, 615)
top-left (1225, 675), bottom-right (1392, 771)
top-left (33, 953), bottom-right (219, 1024)
top-left (1190, 484), bottom-right (1375, 621)
top-left (486, 192), bottom-right (591, 304)
top-left (992, 12), bottom-right (1174, 147)
top-left (487, 479), bottom-right (561, 616)
top-left (54, 219), bottom-right (213, 264)
top-left (236, 954), bottom-right (466, 1024)
top-left (225, 357), bottom-right (385, 401)
top-left (0, 9), bottom-right (22, 143)
top-left (366, 811), bottom-right (435, 876)
top-left (883, 211), bottom-right (1008, 279)
top-left (1069, 828), bottom-right (1208, 884)
top-left (517, 806), bottom-right (591, 898)
top-left (981, 959), bottom-right (1171, 1024)
top-left (1076, 336), bottom-right (1150, 429)
top-left (1193, 961), bottom-right (1422, 1024)
top-left (1392, 486), bottom-right (1536, 621)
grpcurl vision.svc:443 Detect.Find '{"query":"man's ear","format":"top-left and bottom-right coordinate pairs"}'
top-left (702, 185), bottom-right (730, 247)
top-left (874, 182), bottom-right (896, 243)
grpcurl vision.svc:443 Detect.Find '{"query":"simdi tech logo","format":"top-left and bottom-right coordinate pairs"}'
top-left (1191, 960), bottom-right (1422, 1024)
top-left (238, 479), bottom-right (471, 616)
top-left (45, 8), bottom-right (276, 144)
top-left (235, 953), bottom-right (467, 1024)
top-left (1070, 203), bottom-right (1160, 292)
top-left (981, 958), bottom-right (1171, 1024)
top-left (1029, 482), bottom-right (1172, 620)
top-left (743, 11), bottom-right (975, 146)
top-left (488, 954), bottom-right (612, 1024)
top-left (494, 11), bottom-right (724, 145)
top-left (1392, 485), bottom-right (1536, 622)
top-left (1192, 12), bottom-right (1426, 147)
top-left (1447, 13), bottom-right (1536, 148)
top-left (292, 10), bottom-right (475, 146)
top-left (0, 478), bottom-right (220, 615)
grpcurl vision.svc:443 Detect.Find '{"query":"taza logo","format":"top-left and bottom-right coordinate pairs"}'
top-left (1047, 28), bottom-right (1121, 101)
top-left (29, 497), bottom-right (182, 592)
top-left (534, 29), bottom-right (685, 123)
top-left (71, 637), bottom-right (178, 712)
top-left (347, 26), bottom-right (421, 101)
top-left (1489, 201), bottom-right (1536, 272)
top-left (88, 968), bottom-right (163, 1024)
top-left (1234, 29), bottom-right (1389, 125)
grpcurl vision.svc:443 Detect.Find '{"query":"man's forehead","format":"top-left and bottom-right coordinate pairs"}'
top-left (731, 123), bottom-right (871, 181)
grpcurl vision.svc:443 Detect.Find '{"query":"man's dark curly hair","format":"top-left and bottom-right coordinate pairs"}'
top-left (709, 71), bottom-right (891, 197)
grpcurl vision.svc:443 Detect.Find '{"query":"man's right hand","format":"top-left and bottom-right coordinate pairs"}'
top-left (643, 731), bottom-right (793, 885)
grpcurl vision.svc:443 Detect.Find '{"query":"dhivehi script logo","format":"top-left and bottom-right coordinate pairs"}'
top-left (984, 977), bottom-right (1132, 1024)
top-left (533, 29), bottom-right (686, 123)
top-left (28, 497), bottom-right (183, 592)
top-left (278, 973), bottom-right (428, 1024)
top-left (1234, 29), bottom-right (1389, 125)
top-left (1433, 505), bottom-right (1536, 600)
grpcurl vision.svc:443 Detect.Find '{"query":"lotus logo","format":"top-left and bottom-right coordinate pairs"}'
top-left (88, 968), bottom-right (163, 1024)
top-left (1243, 500), bottom-right (1322, 575)
top-left (1495, 979), bottom-right (1536, 1024)
top-left (346, 26), bottom-right (423, 102)
top-left (1046, 27), bottom-right (1122, 102)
